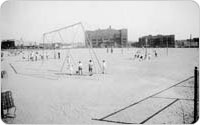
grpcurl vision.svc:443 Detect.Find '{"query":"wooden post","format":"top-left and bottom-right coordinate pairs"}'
top-left (194, 66), bottom-right (199, 123)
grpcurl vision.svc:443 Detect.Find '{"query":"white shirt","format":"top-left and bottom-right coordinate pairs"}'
top-left (102, 62), bottom-right (106, 68)
top-left (89, 62), bottom-right (93, 68)
top-left (78, 63), bottom-right (82, 68)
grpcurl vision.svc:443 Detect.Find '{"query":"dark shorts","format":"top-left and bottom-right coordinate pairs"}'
top-left (78, 67), bottom-right (82, 71)
top-left (89, 67), bottom-right (92, 72)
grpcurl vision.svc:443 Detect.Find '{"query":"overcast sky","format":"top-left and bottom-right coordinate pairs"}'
top-left (0, 1), bottom-right (199, 42)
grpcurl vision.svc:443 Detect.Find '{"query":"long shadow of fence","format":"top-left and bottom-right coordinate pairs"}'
top-left (92, 67), bottom-right (199, 124)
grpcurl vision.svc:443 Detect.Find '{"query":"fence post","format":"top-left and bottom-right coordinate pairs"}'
top-left (194, 66), bottom-right (199, 123)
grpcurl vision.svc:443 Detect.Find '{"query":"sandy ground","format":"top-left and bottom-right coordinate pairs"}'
top-left (1, 48), bottom-right (199, 124)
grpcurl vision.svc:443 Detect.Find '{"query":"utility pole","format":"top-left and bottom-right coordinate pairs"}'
top-left (190, 34), bottom-right (192, 48)
top-left (42, 34), bottom-right (45, 60)
top-left (145, 38), bottom-right (148, 59)
top-left (167, 37), bottom-right (168, 56)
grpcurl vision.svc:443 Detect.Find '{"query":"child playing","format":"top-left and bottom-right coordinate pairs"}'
top-left (58, 52), bottom-right (61, 59)
top-left (111, 47), bottom-right (113, 53)
top-left (102, 60), bottom-right (106, 74)
top-left (46, 52), bottom-right (48, 60)
top-left (88, 60), bottom-right (93, 76)
top-left (78, 61), bottom-right (83, 75)
top-left (148, 53), bottom-right (151, 60)
top-left (155, 51), bottom-right (158, 57)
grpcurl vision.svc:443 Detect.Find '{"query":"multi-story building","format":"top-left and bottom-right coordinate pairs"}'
top-left (175, 38), bottom-right (199, 48)
top-left (138, 34), bottom-right (175, 48)
top-left (1, 40), bottom-right (16, 49)
top-left (86, 26), bottom-right (128, 48)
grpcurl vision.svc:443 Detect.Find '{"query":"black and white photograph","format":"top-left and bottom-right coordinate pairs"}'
top-left (0, 0), bottom-right (199, 124)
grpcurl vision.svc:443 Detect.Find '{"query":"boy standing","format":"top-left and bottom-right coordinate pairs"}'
top-left (58, 52), bottom-right (60, 59)
top-left (155, 51), bottom-right (158, 57)
top-left (78, 61), bottom-right (83, 75)
top-left (88, 60), bottom-right (93, 76)
top-left (102, 60), bottom-right (106, 74)
top-left (111, 47), bottom-right (113, 53)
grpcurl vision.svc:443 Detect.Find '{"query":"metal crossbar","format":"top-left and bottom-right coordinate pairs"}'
top-left (44, 22), bottom-right (81, 35)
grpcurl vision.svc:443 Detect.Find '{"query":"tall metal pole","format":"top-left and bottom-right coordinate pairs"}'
top-left (194, 67), bottom-right (199, 123)
top-left (167, 38), bottom-right (168, 56)
top-left (42, 34), bottom-right (45, 60)
top-left (190, 34), bottom-right (192, 48)
top-left (145, 38), bottom-right (148, 59)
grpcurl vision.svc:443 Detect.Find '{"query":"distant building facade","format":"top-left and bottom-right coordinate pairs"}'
top-left (138, 34), bottom-right (175, 48)
top-left (86, 26), bottom-right (128, 48)
top-left (1, 40), bottom-right (16, 49)
top-left (175, 38), bottom-right (199, 48)
top-left (1, 39), bottom-right (40, 49)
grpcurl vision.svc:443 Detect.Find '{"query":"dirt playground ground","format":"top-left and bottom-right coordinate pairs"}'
top-left (1, 48), bottom-right (199, 124)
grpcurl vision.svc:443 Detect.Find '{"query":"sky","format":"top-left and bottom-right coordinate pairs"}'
top-left (0, 1), bottom-right (199, 43)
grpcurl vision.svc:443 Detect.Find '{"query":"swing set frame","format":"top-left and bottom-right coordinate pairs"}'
top-left (42, 22), bottom-right (103, 74)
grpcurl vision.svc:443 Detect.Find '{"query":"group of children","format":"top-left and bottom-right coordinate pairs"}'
top-left (22, 51), bottom-right (61, 61)
top-left (133, 49), bottom-right (158, 61)
top-left (68, 59), bottom-right (106, 76)
top-left (20, 50), bottom-right (107, 76)
top-left (106, 47), bottom-right (113, 53)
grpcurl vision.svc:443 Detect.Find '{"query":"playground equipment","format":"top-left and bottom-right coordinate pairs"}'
top-left (42, 22), bottom-right (102, 75)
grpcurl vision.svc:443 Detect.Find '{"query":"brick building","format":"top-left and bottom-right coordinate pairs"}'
top-left (86, 26), bottom-right (128, 48)
top-left (138, 34), bottom-right (175, 48)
